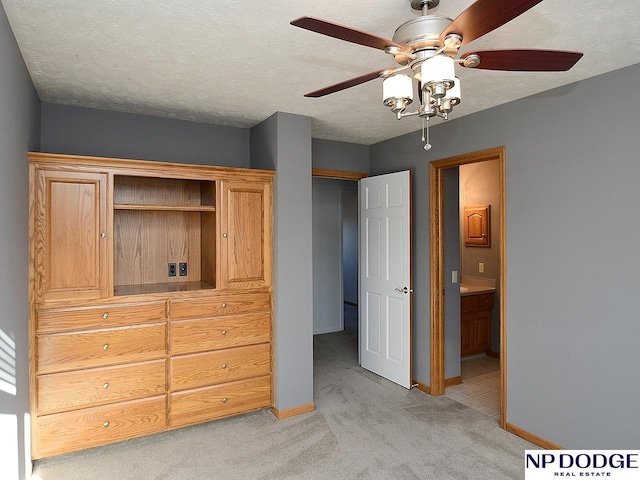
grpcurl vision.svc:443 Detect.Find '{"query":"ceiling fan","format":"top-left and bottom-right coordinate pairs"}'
top-left (291, 0), bottom-right (583, 148)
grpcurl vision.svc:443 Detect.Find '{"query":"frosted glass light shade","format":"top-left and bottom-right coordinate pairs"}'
top-left (383, 74), bottom-right (413, 103)
top-left (421, 55), bottom-right (455, 84)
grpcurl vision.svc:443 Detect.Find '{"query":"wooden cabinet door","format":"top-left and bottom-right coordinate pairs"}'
top-left (473, 310), bottom-right (492, 353)
top-left (463, 205), bottom-right (490, 247)
top-left (35, 169), bottom-right (109, 302)
top-left (219, 180), bottom-right (272, 289)
top-left (460, 312), bottom-right (474, 356)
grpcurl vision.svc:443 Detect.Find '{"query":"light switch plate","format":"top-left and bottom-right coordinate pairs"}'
top-left (479, 262), bottom-right (485, 274)
top-left (451, 270), bottom-right (458, 283)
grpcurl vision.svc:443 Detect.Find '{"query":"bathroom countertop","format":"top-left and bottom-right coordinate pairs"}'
top-left (460, 284), bottom-right (496, 296)
top-left (459, 276), bottom-right (496, 296)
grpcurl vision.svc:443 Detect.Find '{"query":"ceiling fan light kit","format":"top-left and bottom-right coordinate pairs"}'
top-left (291, 0), bottom-right (583, 150)
top-left (383, 74), bottom-right (414, 113)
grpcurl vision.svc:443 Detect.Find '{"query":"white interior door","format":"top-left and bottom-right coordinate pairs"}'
top-left (359, 170), bottom-right (411, 388)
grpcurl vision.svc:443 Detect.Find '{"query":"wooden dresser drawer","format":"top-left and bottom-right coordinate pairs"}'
top-left (170, 343), bottom-right (270, 391)
top-left (37, 301), bottom-right (166, 334)
top-left (37, 323), bottom-right (166, 374)
top-left (169, 376), bottom-right (270, 428)
top-left (170, 312), bottom-right (270, 355)
top-left (170, 293), bottom-right (270, 320)
top-left (36, 396), bottom-right (166, 458)
top-left (37, 360), bottom-right (166, 415)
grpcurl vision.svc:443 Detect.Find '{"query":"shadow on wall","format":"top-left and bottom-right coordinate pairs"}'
top-left (0, 327), bottom-right (26, 480)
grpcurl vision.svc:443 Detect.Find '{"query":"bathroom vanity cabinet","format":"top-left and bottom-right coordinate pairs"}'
top-left (460, 292), bottom-right (493, 356)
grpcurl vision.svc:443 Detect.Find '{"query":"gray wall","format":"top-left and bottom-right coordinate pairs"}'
top-left (312, 178), bottom-right (358, 334)
top-left (312, 138), bottom-right (369, 173)
top-left (0, 2), bottom-right (41, 479)
top-left (371, 63), bottom-right (640, 449)
top-left (443, 168), bottom-right (461, 380)
top-left (251, 112), bottom-right (314, 411)
top-left (41, 103), bottom-right (250, 167)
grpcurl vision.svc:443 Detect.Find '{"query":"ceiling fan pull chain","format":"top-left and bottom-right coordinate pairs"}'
top-left (422, 118), bottom-right (432, 151)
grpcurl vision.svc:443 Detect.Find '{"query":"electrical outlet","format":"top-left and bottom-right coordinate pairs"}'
top-left (479, 262), bottom-right (485, 274)
top-left (179, 262), bottom-right (187, 277)
top-left (168, 263), bottom-right (177, 277)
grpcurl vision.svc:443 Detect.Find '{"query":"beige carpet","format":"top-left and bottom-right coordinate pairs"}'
top-left (33, 330), bottom-right (533, 479)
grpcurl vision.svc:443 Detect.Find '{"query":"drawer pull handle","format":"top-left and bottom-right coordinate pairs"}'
top-left (222, 398), bottom-right (228, 403)
top-left (101, 232), bottom-right (106, 239)
top-left (221, 303), bottom-right (227, 308)
top-left (103, 344), bottom-right (109, 350)
top-left (103, 421), bottom-right (110, 427)
top-left (221, 330), bottom-right (227, 335)
top-left (103, 383), bottom-right (109, 389)
top-left (222, 363), bottom-right (227, 369)
top-left (102, 313), bottom-right (109, 319)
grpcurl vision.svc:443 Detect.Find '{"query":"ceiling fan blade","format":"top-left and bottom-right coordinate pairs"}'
top-left (304, 68), bottom-right (393, 98)
top-left (461, 49), bottom-right (583, 71)
top-left (440, 0), bottom-right (544, 46)
top-left (291, 16), bottom-right (408, 52)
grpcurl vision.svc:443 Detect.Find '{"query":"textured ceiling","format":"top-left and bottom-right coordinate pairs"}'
top-left (3, 0), bottom-right (640, 145)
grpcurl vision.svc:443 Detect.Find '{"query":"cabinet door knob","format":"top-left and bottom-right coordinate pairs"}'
top-left (223, 233), bottom-right (228, 238)
top-left (103, 344), bottom-right (109, 350)
top-left (222, 363), bottom-right (227, 369)
top-left (101, 232), bottom-right (106, 239)
top-left (102, 313), bottom-right (109, 319)
top-left (222, 398), bottom-right (228, 403)
top-left (221, 303), bottom-right (227, 308)
top-left (103, 383), bottom-right (109, 389)
top-left (221, 330), bottom-right (227, 335)
top-left (103, 421), bottom-right (110, 427)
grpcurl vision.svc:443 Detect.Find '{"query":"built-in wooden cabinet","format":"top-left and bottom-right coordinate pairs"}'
top-left (29, 153), bottom-right (274, 459)
top-left (219, 181), bottom-right (272, 290)
top-left (460, 292), bottom-right (493, 356)
top-left (33, 169), bottom-right (109, 302)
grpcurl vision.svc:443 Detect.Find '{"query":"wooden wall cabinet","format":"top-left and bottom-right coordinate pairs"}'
top-left (219, 181), bottom-right (273, 290)
top-left (33, 169), bottom-right (110, 302)
top-left (463, 205), bottom-right (490, 247)
top-left (460, 292), bottom-right (493, 356)
top-left (29, 153), bottom-right (274, 459)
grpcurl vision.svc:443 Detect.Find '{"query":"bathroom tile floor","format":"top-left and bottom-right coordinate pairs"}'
top-left (445, 354), bottom-right (501, 421)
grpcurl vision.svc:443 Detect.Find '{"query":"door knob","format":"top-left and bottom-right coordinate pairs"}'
top-left (395, 287), bottom-right (409, 294)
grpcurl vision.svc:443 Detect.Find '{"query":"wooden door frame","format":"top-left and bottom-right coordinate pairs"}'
top-left (429, 146), bottom-right (507, 429)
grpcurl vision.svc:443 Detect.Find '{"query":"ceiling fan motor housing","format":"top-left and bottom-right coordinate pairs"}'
top-left (391, 15), bottom-right (454, 64)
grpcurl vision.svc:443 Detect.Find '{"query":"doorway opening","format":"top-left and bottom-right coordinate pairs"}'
top-left (429, 147), bottom-right (507, 428)
top-left (312, 176), bottom-right (359, 336)
top-left (311, 169), bottom-right (367, 387)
